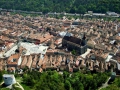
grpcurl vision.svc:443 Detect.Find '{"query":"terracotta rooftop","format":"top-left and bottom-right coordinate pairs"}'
top-left (26, 55), bottom-right (32, 68)
top-left (21, 56), bottom-right (28, 68)
top-left (0, 35), bottom-right (10, 41)
top-left (39, 33), bottom-right (54, 43)
top-left (7, 53), bottom-right (20, 66)
top-left (31, 55), bottom-right (38, 68)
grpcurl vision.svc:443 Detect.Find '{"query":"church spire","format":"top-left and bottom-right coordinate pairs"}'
top-left (81, 33), bottom-right (87, 46)
top-left (82, 33), bottom-right (86, 40)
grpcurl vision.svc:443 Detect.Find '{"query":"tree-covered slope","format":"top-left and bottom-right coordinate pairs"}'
top-left (0, 0), bottom-right (120, 13)
top-left (20, 71), bottom-right (110, 90)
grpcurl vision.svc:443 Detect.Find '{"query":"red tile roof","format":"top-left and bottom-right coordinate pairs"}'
top-left (21, 56), bottom-right (28, 68)
top-left (26, 55), bottom-right (32, 68)
top-left (31, 55), bottom-right (38, 68)
top-left (7, 54), bottom-right (20, 66)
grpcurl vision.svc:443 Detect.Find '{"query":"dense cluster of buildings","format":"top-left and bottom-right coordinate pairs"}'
top-left (0, 11), bottom-right (120, 74)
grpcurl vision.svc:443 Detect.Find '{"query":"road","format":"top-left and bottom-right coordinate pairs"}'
top-left (98, 77), bottom-right (111, 90)
top-left (16, 82), bottom-right (24, 90)
top-left (0, 81), bottom-right (4, 86)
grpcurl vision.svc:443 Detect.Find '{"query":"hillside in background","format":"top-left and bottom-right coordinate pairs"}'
top-left (0, 0), bottom-right (120, 14)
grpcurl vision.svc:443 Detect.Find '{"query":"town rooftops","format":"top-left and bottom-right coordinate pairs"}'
top-left (28, 33), bottom-right (54, 43)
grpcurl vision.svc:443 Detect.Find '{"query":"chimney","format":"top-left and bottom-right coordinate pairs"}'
top-left (115, 24), bottom-right (118, 31)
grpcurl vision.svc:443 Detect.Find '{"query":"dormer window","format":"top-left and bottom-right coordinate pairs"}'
top-left (13, 59), bottom-right (17, 62)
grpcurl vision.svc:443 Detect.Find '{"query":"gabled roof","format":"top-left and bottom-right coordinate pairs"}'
top-left (63, 35), bottom-right (81, 45)
top-left (7, 53), bottom-right (20, 65)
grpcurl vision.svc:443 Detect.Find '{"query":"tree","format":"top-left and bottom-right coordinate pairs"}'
top-left (71, 49), bottom-right (76, 55)
top-left (20, 70), bottom-right (110, 90)
top-left (77, 82), bottom-right (84, 90)
top-left (1, 0), bottom-right (120, 14)
top-left (63, 71), bottom-right (70, 81)
top-left (64, 80), bottom-right (72, 90)
top-left (0, 71), bottom-right (2, 83)
top-left (70, 7), bottom-right (77, 13)
top-left (77, 5), bottom-right (86, 14)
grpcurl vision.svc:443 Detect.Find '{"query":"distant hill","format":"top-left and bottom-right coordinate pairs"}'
top-left (0, 0), bottom-right (120, 14)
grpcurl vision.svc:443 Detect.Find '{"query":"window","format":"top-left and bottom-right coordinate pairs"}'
top-left (13, 59), bottom-right (17, 62)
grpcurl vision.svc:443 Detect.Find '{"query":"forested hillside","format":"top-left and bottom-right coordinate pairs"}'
top-left (0, 0), bottom-right (120, 13)
top-left (20, 71), bottom-right (110, 90)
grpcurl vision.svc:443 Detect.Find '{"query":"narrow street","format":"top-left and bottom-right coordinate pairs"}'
top-left (98, 77), bottom-right (111, 90)
top-left (0, 81), bottom-right (4, 86)
top-left (16, 82), bottom-right (24, 90)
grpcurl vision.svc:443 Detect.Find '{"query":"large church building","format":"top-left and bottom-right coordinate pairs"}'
top-left (62, 33), bottom-right (87, 55)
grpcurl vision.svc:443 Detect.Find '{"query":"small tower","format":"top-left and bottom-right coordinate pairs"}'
top-left (80, 33), bottom-right (87, 54)
top-left (81, 33), bottom-right (87, 46)
top-left (3, 74), bottom-right (16, 86)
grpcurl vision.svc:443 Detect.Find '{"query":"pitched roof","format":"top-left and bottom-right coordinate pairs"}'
top-left (7, 53), bottom-right (20, 65)
top-left (63, 36), bottom-right (81, 45)
top-left (21, 56), bottom-right (28, 68)
top-left (26, 55), bottom-right (32, 68)
top-left (31, 55), bottom-right (38, 68)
